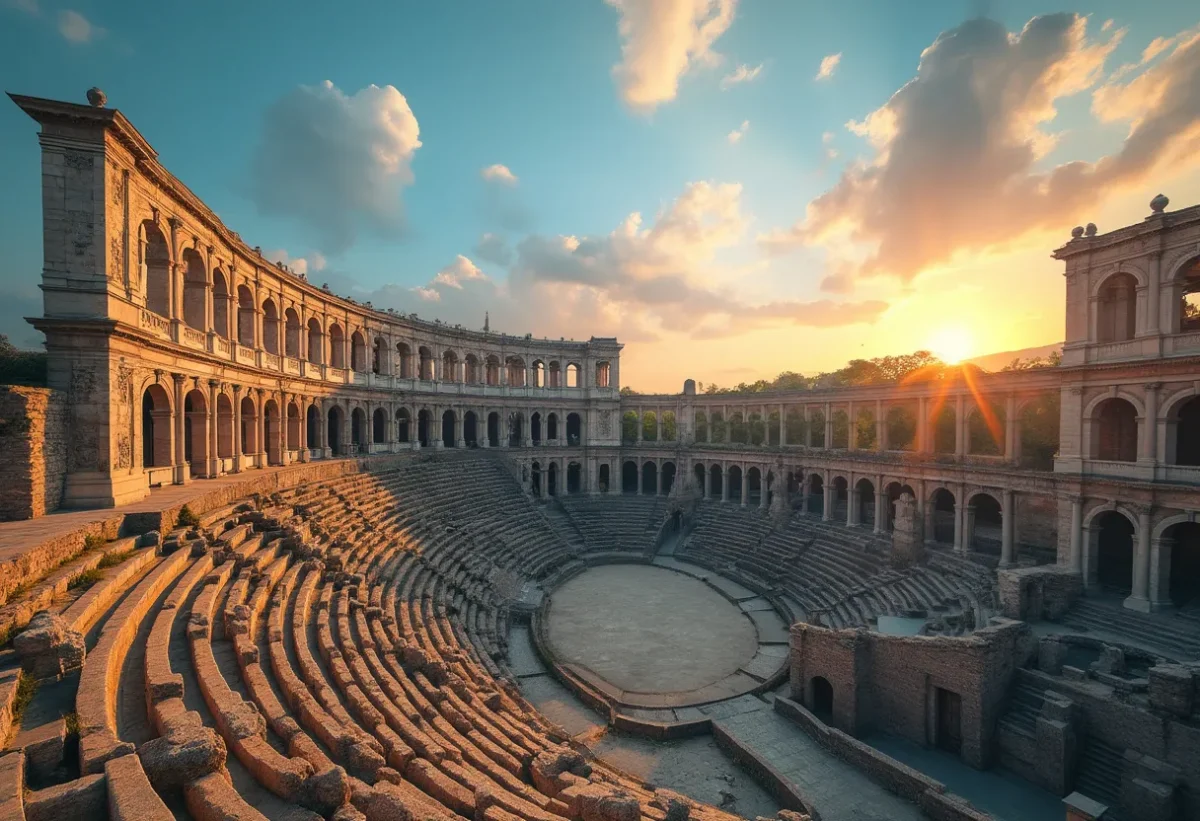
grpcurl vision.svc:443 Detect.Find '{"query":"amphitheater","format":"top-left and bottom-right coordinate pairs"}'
top-left (0, 90), bottom-right (1197, 821)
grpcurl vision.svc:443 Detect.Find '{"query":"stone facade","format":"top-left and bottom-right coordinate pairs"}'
top-left (0, 387), bottom-right (67, 520)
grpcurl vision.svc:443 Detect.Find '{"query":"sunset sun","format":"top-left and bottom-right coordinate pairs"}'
top-left (927, 326), bottom-right (974, 364)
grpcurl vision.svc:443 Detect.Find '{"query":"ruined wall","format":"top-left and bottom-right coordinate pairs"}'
top-left (997, 566), bottom-right (1082, 621)
top-left (790, 619), bottom-right (1032, 769)
top-left (0, 387), bottom-right (68, 520)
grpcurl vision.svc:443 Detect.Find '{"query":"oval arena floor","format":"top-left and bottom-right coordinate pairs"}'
top-left (0, 450), bottom-right (1000, 821)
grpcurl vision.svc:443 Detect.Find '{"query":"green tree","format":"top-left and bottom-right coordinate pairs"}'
top-left (0, 335), bottom-right (47, 387)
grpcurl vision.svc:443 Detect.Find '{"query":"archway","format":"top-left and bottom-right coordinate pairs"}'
top-left (567, 462), bottom-right (582, 494)
top-left (566, 412), bottom-right (582, 445)
top-left (547, 413), bottom-right (559, 442)
top-left (547, 462), bottom-right (558, 497)
top-left (306, 404), bottom-right (320, 450)
top-left (886, 405), bottom-right (917, 451)
top-left (212, 271), bottom-right (230, 339)
top-left (141, 384), bottom-right (172, 472)
top-left (307, 318), bottom-right (323, 364)
top-left (808, 411), bottom-right (826, 448)
top-left (531, 412), bottom-right (542, 445)
top-left (262, 399), bottom-right (281, 466)
top-left (396, 342), bottom-right (412, 378)
top-left (183, 388), bottom-right (208, 476)
top-left (181, 248), bottom-right (207, 332)
top-left (329, 324), bottom-right (345, 369)
top-left (747, 467), bottom-right (762, 506)
top-left (710, 412), bottom-right (725, 444)
top-left (240, 396), bottom-right (258, 458)
top-left (642, 461), bottom-right (658, 496)
top-left (350, 331), bottom-right (366, 372)
top-left (598, 463), bottom-right (610, 494)
top-left (373, 408), bottom-right (387, 446)
top-left (237, 285), bottom-right (255, 347)
top-left (810, 676), bottom-right (833, 719)
top-left (661, 462), bottom-right (676, 495)
top-left (831, 411), bottom-right (849, 449)
top-left (967, 403), bottom-right (1003, 456)
top-left (487, 412), bottom-right (500, 448)
top-left (464, 411), bottom-right (478, 447)
top-left (622, 411), bottom-right (639, 444)
top-left (931, 488), bottom-right (956, 544)
top-left (622, 461), bottom-right (638, 494)
top-left (709, 465), bottom-right (723, 500)
top-left (442, 350), bottom-right (459, 382)
top-left (396, 408), bottom-right (411, 443)
top-left (442, 410), bottom-right (456, 448)
top-left (531, 462), bottom-right (542, 497)
top-left (419, 346), bottom-right (434, 380)
top-left (728, 465), bottom-right (743, 503)
top-left (417, 409), bottom-right (432, 447)
top-left (217, 394), bottom-right (234, 460)
top-left (885, 482), bottom-right (905, 531)
top-left (969, 493), bottom-right (1003, 553)
top-left (1018, 395), bottom-right (1059, 470)
top-left (327, 405), bottom-right (343, 456)
top-left (808, 474), bottom-right (824, 515)
top-left (351, 408), bottom-right (366, 453)
top-left (855, 478), bottom-right (875, 528)
top-left (1169, 396), bottom-right (1200, 466)
top-left (1095, 511), bottom-right (1134, 593)
top-left (831, 476), bottom-right (848, 521)
top-left (1093, 398), bottom-right (1138, 462)
top-left (141, 221), bottom-right (170, 318)
top-left (1097, 272), bottom-right (1137, 343)
top-left (1164, 522), bottom-right (1200, 607)
top-left (933, 404), bottom-right (956, 453)
top-left (262, 299), bottom-right (280, 356)
top-left (373, 337), bottom-right (386, 374)
top-left (285, 309), bottom-right (301, 358)
top-left (693, 464), bottom-right (706, 497)
top-left (508, 412), bottom-right (524, 447)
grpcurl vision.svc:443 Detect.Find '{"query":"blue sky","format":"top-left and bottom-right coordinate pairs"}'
top-left (2, 1), bottom-right (1199, 390)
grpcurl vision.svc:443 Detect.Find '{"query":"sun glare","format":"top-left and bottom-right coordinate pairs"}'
top-left (928, 326), bottom-right (974, 364)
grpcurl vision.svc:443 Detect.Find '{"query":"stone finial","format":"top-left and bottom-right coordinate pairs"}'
top-left (86, 87), bottom-right (107, 108)
top-left (1150, 193), bottom-right (1169, 214)
top-left (1085, 223), bottom-right (1097, 236)
top-left (1071, 226), bottom-right (1085, 239)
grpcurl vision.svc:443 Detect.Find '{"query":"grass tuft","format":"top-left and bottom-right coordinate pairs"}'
top-left (67, 568), bottom-right (102, 591)
top-left (97, 549), bottom-right (134, 569)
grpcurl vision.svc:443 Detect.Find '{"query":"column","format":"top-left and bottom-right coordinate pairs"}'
top-left (875, 400), bottom-right (886, 451)
top-left (999, 489), bottom-right (1015, 567)
top-left (917, 396), bottom-right (929, 453)
top-left (873, 477), bottom-right (885, 534)
top-left (456, 411), bottom-right (465, 448)
top-left (1126, 509), bottom-right (1152, 611)
top-left (779, 404), bottom-right (787, 446)
top-left (1068, 497), bottom-right (1083, 572)
top-left (1004, 395), bottom-right (1018, 462)
top-left (1140, 383), bottom-right (1160, 463)
top-left (256, 390), bottom-right (267, 466)
top-left (700, 465), bottom-right (708, 499)
top-left (954, 394), bottom-right (966, 457)
top-left (636, 410), bottom-right (643, 443)
top-left (637, 459), bottom-right (644, 495)
top-left (847, 401), bottom-right (856, 451)
top-left (1145, 250), bottom-right (1161, 335)
top-left (823, 403), bottom-right (833, 449)
top-left (298, 396), bottom-right (309, 462)
top-left (740, 466), bottom-right (749, 507)
top-left (207, 380), bottom-right (221, 477)
top-left (822, 472), bottom-right (833, 521)
top-left (805, 407), bottom-right (813, 448)
top-left (759, 468), bottom-right (769, 510)
top-left (953, 492), bottom-right (965, 552)
top-left (847, 484), bottom-right (857, 526)
top-left (172, 374), bottom-right (187, 484)
top-left (721, 466), bottom-right (730, 503)
top-left (655, 409), bottom-right (662, 442)
top-left (231, 384), bottom-right (243, 473)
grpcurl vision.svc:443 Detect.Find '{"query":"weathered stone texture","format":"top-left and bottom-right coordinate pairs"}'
top-left (0, 387), bottom-right (67, 520)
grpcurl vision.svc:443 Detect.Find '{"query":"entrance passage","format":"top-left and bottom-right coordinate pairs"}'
top-left (811, 676), bottom-right (833, 719)
top-left (936, 688), bottom-right (962, 755)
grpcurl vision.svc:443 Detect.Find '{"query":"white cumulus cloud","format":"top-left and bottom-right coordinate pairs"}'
top-left (815, 52), bottom-right (841, 81)
top-left (481, 164), bottom-right (518, 186)
top-left (250, 81), bottom-right (421, 253)
top-left (57, 9), bottom-right (102, 43)
top-left (607, 0), bottom-right (738, 112)
top-left (720, 62), bottom-right (763, 89)
top-left (727, 120), bottom-right (749, 144)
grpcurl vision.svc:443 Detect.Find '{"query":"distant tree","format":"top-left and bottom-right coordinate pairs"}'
top-left (619, 385), bottom-right (641, 396)
top-left (1001, 349), bottom-right (1063, 371)
top-left (0, 335), bottom-right (47, 387)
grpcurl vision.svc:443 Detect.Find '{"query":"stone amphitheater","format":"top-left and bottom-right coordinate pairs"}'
top-left (0, 91), bottom-right (1198, 821)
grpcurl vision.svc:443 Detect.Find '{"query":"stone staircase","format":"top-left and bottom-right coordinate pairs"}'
top-left (1073, 737), bottom-right (1124, 817)
top-left (1062, 599), bottom-right (1200, 660)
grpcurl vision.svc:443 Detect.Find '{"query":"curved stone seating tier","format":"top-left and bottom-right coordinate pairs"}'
top-left (676, 501), bottom-right (994, 633)
top-left (554, 497), bottom-right (668, 555)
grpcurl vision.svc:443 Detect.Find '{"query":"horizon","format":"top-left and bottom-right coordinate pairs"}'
top-left (2, 1), bottom-right (1198, 392)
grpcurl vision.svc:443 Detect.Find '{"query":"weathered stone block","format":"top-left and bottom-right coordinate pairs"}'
top-left (1148, 665), bottom-right (1194, 718)
top-left (1038, 636), bottom-right (1068, 675)
top-left (13, 611), bottom-right (85, 679)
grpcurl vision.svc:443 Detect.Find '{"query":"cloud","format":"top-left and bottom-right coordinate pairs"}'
top-left (481, 164), bottom-right (518, 186)
top-left (815, 52), bottom-right (841, 81)
top-left (325, 181), bottom-right (886, 344)
top-left (727, 120), bottom-right (749, 144)
top-left (607, 0), bottom-right (738, 111)
top-left (263, 249), bottom-right (326, 277)
top-left (473, 233), bottom-right (513, 266)
top-left (249, 81), bottom-right (421, 253)
top-left (57, 9), bottom-right (102, 43)
top-left (8, 0), bottom-right (39, 15)
top-left (759, 15), bottom-right (1200, 287)
top-left (720, 62), bottom-right (763, 89)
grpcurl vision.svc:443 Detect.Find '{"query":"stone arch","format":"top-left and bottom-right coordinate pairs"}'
top-left (598, 463), bottom-right (611, 494)
top-left (182, 387), bottom-right (208, 475)
top-left (141, 382), bottom-right (173, 470)
top-left (506, 356), bottom-right (526, 387)
top-left (181, 247), bottom-right (207, 332)
top-left (642, 460), bottom-right (658, 495)
top-left (216, 393), bottom-right (234, 460)
top-left (396, 408), bottom-right (411, 443)
top-left (809, 676), bottom-right (833, 719)
top-left (508, 411), bottom-right (524, 447)
top-left (966, 490), bottom-right (1003, 552)
top-left (532, 359), bottom-right (546, 388)
top-left (464, 354), bottom-right (480, 384)
top-left (240, 394), bottom-right (259, 456)
top-left (141, 220), bottom-right (171, 318)
top-left (830, 475), bottom-right (849, 520)
top-left (212, 269), bottom-right (230, 339)
top-left (487, 411), bottom-right (500, 447)
top-left (1092, 509), bottom-right (1135, 593)
top-left (548, 361), bottom-right (562, 388)
top-left (373, 407), bottom-right (387, 445)
top-left (262, 298), bottom-right (280, 356)
top-left (442, 409), bottom-right (456, 448)
top-left (709, 464), bottom-right (724, 500)
top-left (595, 361), bottom-right (610, 388)
top-left (463, 411), bottom-right (478, 446)
top-left (747, 466), bottom-right (762, 505)
top-left (531, 412), bottom-right (543, 444)
top-left (396, 342), bottom-right (413, 378)
top-left (885, 404), bottom-right (917, 451)
top-left (622, 460), bottom-right (638, 494)
top-left (621, 410), bottom-right (639, 444)
top-left (486, 355), bottom-right (501, 386)
top-left (854, 477), bottom-right (875, 528)
top-left (418, 346), bottom-right (434, 380)
top-left (1017, 394), bottom-right (1059, 470)
top-left (566, 412), bottom-right (582, 445)
top-left (329, 323), bottom-right (345, 369)
top-left (546, 412), bottom-right (559, 441)
top-left (1089, 396), bottom-right (1139, 462)
top-left (966, 400), bottom-right (1004, 456)
top-left (327, 404), bottom-right (344, 456)
top-left (287, 401), bottom-right (301, 453)
top-left (567, 461), bottom-right (582, 494)
top-left (1162, 521), bottom-right (1200, 607)
top-left (417, 409), bottom-right (433, 447)
top-left (641, 410), bottom-right (658, 442)
top-left (284, 308), bottom-right (301, 358)
top-left (566, 362), bottom-right (580, 388)
top-left (1096, 271), bottom-right (1138, 343)
top-left (930, 487), bottom-right (956, 544)
top-left (307, 317), bottom-right (323, 364)
top-left (693, 463), bottom-right (706, 496)
top-left (350, 330), bottom-right (367, 372)
top-left (853, 407), bottom-right (876, 449)
top-left (442, 349), bottom-right (460, 382)
top-left (306, 403), bottom-right (321, 450)
top-left (1162, 390), bottom-right (1200, 466)
top-left (807, 473), bottom-right (825, 515)
top-left (351, 407), bottom-right (366, 453)
top-left (263, 399), bottom-right (282, 465)
top-left (372, 336), bottom-right (386, 375)
top-left (547, 461), bottom-right (558, 496)
top-left (531, 461), bottom-right (542, 497)
top-left (1172, 255), bottom-right (1200, 333)
top-left (728, 465), bottom-right (743, 502)
top-left (237, 284), bottom-right (255, 347)
top-left (661, 461), bottom-right (676, 495)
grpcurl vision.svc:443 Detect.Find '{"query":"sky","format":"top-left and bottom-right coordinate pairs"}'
top-left (1, 1), bottom-right (1199, 393)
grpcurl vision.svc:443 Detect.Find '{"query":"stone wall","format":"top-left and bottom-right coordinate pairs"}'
top-left (789, 619), bottom-right (1033, 769)
top-left (997, 566), bottom-right (1082, 621)
top-left (0, 387), bottom-right (68, 520)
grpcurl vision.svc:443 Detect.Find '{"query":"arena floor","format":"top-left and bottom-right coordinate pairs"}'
top-left (545, 564), bottom-right (759, 694)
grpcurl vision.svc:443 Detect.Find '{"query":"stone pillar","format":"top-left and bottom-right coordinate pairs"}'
top-left (823, 403), bottom-right (833, 449)
top-left (231, 384), bottom-right (243, 473)
top-left (779, 403), bottom-right (787, 446)
top-left (875, 399), bottom-right (886, 451)
top-left (1004, 395), bottom-right (1018, 462)
top-left (255, 390), bottom-right (267, 466)
top-left (847, 401), bottom-right (856, 451)
top-left (873, 479), bottom-right (885, 534)
top-left (891, 492), bottom-right (924, 566)
top-left (1000, 489), bottom-right (1015, 567)
top-left (721, 466), bottom-right (729, 503)
top-left (759, 469), bottom-right (769, 510)
top-left (953, 497), bottom-right (965, 552)
top-left (1140, 383), bottom-right (1160, 463)
top-left (172, 374), bottom-right (187, 484)
top-left (1126, 508), bottom-right (1153, 611)
top-left (740, 466), bottom-right (749, 507)
top-left (637, 460), bottom-right (643, 495)
top-left (636, 410), bottom-right (643, 443)
top-left (822, 472), bottom-right (833, 521)
top-left (847, 485), bottom-right (857, 526)
top-left (954, 394), bottom-right (966, 457)
top-left (207, 380), bottom-right (221, 477)
top-left (298, 396), bottom-right (309, 462)
top-left (1068, 497), bottom-right (1083, 572)
top-left (700, 466), bottom-right (708, 499)
top-left (917, 396), bottom-right (929, 453)
top-left (1145, 250), bottom-right (1162, 335)
top-left (1148, 536), bottom-right (1172, 611)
